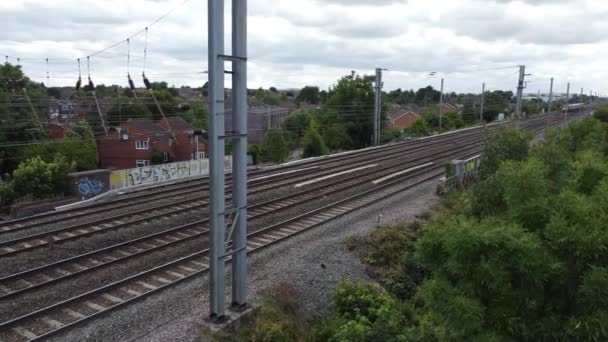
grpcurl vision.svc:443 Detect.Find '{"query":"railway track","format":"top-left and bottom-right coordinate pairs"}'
top-left (0, 110), bottom-right (592, 341)
top-left (0, 118), bottom-right (511, 233)
top-left (0, 138), bottom-right (485, 300)
top-left (0, 126), bottom-right (500, 257)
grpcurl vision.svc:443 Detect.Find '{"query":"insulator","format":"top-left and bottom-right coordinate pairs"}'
top-left (128, 75), bottom-right (135, 91)
top-left (143, 75), bottom-right (152, 90)
top-left (88, 78), bottom-right (95, 89)
top-left (75, 77), bottom-right (82, 91)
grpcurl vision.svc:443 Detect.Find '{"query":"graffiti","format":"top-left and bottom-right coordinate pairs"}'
top-left (126, 162), bottom-right (191, 186)
top-left (76, 177), bottom-right (105, 198)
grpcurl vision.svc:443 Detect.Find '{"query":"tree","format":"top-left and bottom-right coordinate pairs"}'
top-left (10, 154), bottom-right (75, 201)
top-left (323, 124), bottom-right (352, 150)
top-left (285, 109), bottom-right (314, 139)
top-left (302, 129), bottom-right (328, 158)
top-left (593, 105), bottom-right (608, 123)
top-left (179, 99), bottom-right (208, 130)
top-left (461, 96), bottom-right (477, 124)
top-left (479, 128), bottom-right (534, 179)
top-left (408, 118), bottom-right (429, 136)
top-left (296, 86), bottom-right (320, 104)
top-left (261, 128), bottom-right (289, 163)
top-left (0, 63), bottom-right (49, 175)
top-left (322, 72), bottom-right (379, 149)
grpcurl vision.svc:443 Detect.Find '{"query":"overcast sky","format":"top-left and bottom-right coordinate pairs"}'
top-left (0, 0), bottom-right (605, 95)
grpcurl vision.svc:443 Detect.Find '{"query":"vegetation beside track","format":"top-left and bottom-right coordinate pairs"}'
top-left (225, 116), bottom-right (608, 341)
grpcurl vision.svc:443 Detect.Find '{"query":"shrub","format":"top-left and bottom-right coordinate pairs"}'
top-left (302, 129), bottom-right (329, 158)
top-left (479, 128), bottom-right (533, 179)
top-left (11, 154), bottom-right (75, 201)
top-left (261, 128), bottom-right (289, 163)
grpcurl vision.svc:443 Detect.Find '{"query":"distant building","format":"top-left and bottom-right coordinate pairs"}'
top-left (387, 111), bottom-right (419, 129)
top-left (439, 103), bottom-right (458, 113)
top-left (225, 105), bottom-right (290, 144)
top-left (97, 117), bottom-right (207, 169)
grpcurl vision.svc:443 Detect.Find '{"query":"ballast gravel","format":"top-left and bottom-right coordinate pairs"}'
top-left (46, 178), bottom-right (439, 342)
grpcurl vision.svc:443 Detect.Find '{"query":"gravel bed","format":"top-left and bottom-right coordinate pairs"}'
top-left (0, 207), bottom-right (207, 277)
top-left (45, 178), bottom-right (439, 342)
top-left (0, 233), bottom-right (208, 322)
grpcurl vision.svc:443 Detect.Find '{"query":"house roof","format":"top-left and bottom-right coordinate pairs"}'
top-left (159, 117), bottom-right (193, 131)
top-left (388, 111), bottom-right (418, 121)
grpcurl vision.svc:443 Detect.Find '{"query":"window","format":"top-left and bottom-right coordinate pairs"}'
top-left (136, 160), bottom-right (149, 167)
top-left (163, 152), bottom-right (169, 162)
top-left (135, 140), bottom-right (149, 149)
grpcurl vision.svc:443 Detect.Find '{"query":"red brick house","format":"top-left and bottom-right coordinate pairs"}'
top-left (97, 117), bottom-right (207, 169)
top-left (387, 111), bottom-right (419, 129)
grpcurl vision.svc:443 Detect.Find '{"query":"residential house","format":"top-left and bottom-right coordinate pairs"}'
top-left (439, 103), bottom-right (458, 113)
top-left (385, 104), bottom-right (422, 129)
top-left (97, 117), bottom-right (207, 169)
top-left (387, 111), bottom-right (419, 129)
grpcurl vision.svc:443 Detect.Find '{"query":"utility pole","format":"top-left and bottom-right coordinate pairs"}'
top-left (515, 65), bottom-right (526, 120)
top-left (207, 0), bottom-right (249, 321)
top-left (208, 0), bottom-right (226, 321)
top-left (373, 68), bottom-right (382, 146)
top-left (564, 82), bottom-right (570, 126)
top-left (480, 82), bottom-right (485, 125)
top-left (439, 78), bottom-right (444, 131)
top-left (231, 0), bottom-right (248, 312)
top-left (581, 87), bottom-right (584, 115)
top-left (548, 77), bottom-right (554, 113)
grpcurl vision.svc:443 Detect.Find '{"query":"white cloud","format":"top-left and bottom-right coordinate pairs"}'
top-left (0, 0), bottom-right (605, 95)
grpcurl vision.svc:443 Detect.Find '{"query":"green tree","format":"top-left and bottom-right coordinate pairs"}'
top-left (11, 154), bottom-right (75, 201)
top-left (323, 124), bottom-right (352, 150)
top-left (23, 120), bottom-right (98, 171)
top-left (479, 128), bottom-right (534, 179)
top-left (302, 129), bottom-right (328, 158)
top-left (322, 72), bottom-right (379, 149)
top-left (593, 105), bottom-right (608, 123)
top-left (296, 86), bottom-right (320, 104)
top-left (407, 119), bottom-right (429, 136)
top-left (179, 99), bottom-right (208, 130)
top-left (0, 63), bottom-right (49, 175)
top-left (285, 109), bottom-right (314, 139)
top-left (261, 128), bottom-right (289, 163)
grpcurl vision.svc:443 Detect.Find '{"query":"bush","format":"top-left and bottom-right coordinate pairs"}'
top-left (261, 128), bottom-right (289, 163)
top-left (593, 105), bottom-right (608, 123)
top-left (318, 280), bottom-right (410, 342)
top-left (407, 119), bottom-right (429, 137)
top-left (302, 129), bottom-right (329, 158)
top-left (323, 124), bottom-right (352, 150)
top-left (479, 128), bottom-right (534, 179)
top-left (11, 154), bottom-right (75, 201)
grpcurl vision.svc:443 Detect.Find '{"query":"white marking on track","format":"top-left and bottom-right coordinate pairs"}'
top-left (294, 164), bottom-right (378, 188)
top-left (250, 166), bottom-right (320, 182)
top-left (372, 162), bottom-right (434, 185)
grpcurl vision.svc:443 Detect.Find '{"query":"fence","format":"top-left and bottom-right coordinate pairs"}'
top-left (438, 155), bottom-right (481, 193)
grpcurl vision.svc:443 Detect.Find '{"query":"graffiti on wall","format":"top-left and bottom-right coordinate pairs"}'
top-left (127, 162), bottom-right (191, 186)
top-left (76, 177), bottom-right (105, 198)
top-left (109, 157), bottom-right (230, 190)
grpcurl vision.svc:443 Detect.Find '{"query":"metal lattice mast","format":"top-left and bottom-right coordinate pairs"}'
top-left (548, 77), bottom-right (554, 113)
top-left (515, 65), bottom-right (526, 120)
top-left (480, 82), bottom-right (485, 124)
top-left (208, 0), bottom-right (227, 320)
top-left (373, 68), bottom-right (382, 146)
top-left (564, 82), bottom-right (570, 126)
top-left (231, 0), bottom-right (248, 311)
top-left (439, 78), bottom-right (444, 131)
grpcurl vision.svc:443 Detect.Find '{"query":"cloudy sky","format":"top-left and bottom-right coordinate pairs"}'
top-left (0, 0), bottom-right (605, 95)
